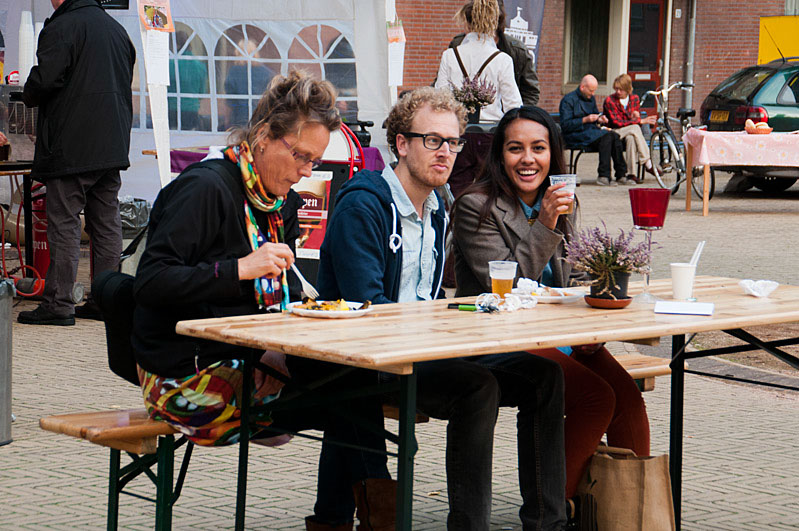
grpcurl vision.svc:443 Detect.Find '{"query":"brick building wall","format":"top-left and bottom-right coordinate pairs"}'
top-left (395, 0), bottom-right (784, 118)
top-left (535, 0), bottom-right (566, 111)
top-left (396, 0), bottom-right (464, 94)
top-left (689, 0), bottom-right (783, 112)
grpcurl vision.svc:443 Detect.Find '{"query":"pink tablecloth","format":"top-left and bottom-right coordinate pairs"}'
top-left (683, 128), bottom-right (799, 167)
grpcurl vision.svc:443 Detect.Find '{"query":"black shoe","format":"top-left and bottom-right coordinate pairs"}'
top-left (18, 305), bottom-right (75, 326)
top-left (75, 300), bottom-right (103, 321)
top-left (566, 494), bottom-right (598, 531)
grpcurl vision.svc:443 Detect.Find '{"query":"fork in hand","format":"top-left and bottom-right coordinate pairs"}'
top-left (290, 263), bottom-right (320, 299)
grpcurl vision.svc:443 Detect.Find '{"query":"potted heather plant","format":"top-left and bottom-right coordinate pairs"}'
top-left (564, 225), bottom-right (652, 307)
top-left (450, 76), bottom-right (497, 123)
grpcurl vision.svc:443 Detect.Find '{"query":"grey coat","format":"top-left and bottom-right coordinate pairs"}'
top-left (452, 192), bottom-right (587, 297)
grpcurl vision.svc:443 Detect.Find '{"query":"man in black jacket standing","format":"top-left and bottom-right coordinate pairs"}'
top-left (18, 0), bottom-right (135, 326)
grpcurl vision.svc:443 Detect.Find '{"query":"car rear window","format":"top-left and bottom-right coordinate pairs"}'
top-left (711, 67), bottom-right (775, 101)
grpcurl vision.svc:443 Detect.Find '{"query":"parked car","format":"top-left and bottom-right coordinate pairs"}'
top-left (699, 58), bottom-right (799, 192)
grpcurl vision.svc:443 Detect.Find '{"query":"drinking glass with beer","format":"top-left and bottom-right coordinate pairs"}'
top-left (549, 174), bottom-right (577, 214)
top-left (488, 260), bottom-right (517, 298)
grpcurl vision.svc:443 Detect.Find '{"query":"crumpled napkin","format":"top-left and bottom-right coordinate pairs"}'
top-left (739, 279), bottom-right (779, 298)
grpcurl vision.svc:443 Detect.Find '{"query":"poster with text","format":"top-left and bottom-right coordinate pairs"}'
top-left (503, 0), bottom-right (545, 64)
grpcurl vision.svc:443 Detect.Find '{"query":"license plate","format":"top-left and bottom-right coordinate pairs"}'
top-left (709, 110), bottom-right (729, 123)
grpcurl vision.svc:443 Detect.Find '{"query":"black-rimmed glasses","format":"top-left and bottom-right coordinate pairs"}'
top-left (402, 132), bottom-right (467, 153)
top-left (280, 138), bottom-right (324, 169)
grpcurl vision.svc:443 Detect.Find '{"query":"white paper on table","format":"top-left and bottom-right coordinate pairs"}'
top-left (654, 301), bottom-right (714, 316)
top-left (144, 30), bottom-right (170, 86)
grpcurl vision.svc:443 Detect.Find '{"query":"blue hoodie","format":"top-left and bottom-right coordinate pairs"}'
top-left (317, 169), bottom-right (447, 304)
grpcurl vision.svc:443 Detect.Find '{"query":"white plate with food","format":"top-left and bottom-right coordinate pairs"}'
top-left (287, 299), bottom-right (373, 319)
top-left (512, 287), bottom-right (585, 304)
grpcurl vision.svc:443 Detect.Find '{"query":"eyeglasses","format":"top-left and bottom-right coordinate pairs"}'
top-left (402, 132), bottom-right (467, 153)
top-left (280, 138), bottom-right (324, 169)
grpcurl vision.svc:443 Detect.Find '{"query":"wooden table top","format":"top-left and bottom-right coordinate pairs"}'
top-left (176, 276), bottom-right (799, 375)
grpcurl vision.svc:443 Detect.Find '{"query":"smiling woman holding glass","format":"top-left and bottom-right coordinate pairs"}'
top-left (132, 70), bottom-right (392, 529)
top-left (451, 106), bottom-right (650, 517)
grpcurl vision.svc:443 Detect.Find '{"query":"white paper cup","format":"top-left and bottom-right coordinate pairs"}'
top-left (488, 260), bottom-right (517, 298)
top-left (549, 174), bottom-right (577, 213)
top-left (670, 263), bottom-right (697, 300)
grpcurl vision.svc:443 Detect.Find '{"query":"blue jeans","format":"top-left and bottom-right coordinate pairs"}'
top-left (474, 352), bottom-right (567, 531)
top-left (413, 359), bottom-right (501, 530)
top-left (274, 358), bottom-right (390, 525)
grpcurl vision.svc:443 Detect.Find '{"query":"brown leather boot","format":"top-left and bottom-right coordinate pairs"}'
top-left (352, 478), bottom-right (397, 531)
top-left (304, 516), bottom-right (353, 531)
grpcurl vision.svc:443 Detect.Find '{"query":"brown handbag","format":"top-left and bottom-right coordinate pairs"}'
top-left (576, 446), bottom-right (676, 530)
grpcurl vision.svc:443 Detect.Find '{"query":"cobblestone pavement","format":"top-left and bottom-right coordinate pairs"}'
top-left (3, 164), bottom-right (799, 529)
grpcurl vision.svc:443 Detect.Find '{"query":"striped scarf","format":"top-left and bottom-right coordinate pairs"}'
top-left (224, 142), bottom-right (289, 310)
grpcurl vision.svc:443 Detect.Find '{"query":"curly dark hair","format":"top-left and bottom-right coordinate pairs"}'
top-left (453, 106), bottom-right (567, 226)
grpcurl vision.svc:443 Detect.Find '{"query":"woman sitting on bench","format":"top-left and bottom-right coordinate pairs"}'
top-left (451, 106), bottom-right (650, 518)
top-left (131, 71), bottom-right (393, 530)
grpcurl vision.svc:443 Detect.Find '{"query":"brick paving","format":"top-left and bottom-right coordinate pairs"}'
top-left (2, 166), bottom-right (799, 529)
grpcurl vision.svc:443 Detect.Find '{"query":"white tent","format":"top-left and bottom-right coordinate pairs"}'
top-left (2, 0), bottom-right (395, 201)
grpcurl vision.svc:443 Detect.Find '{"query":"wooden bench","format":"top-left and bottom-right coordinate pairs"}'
top-left (40, 353), bottom-right (674, 529)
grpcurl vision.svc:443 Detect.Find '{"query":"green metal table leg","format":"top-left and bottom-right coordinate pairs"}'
top-left (107, 449), bottom-right (120, 531)
top-left (235, 358), bottom-right (252, 531)
top-left (396, 367), bottom-right (417, 531)
top-left (155, 434), bottom-right (175, 531)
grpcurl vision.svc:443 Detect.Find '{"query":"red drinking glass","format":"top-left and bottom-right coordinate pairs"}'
top-left (629, 188), bottom-right (670, 230)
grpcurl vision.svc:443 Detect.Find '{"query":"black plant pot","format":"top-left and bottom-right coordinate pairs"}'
top-left (467, 108), bottom-right (481, 124)
top-left (590, 272), bottom-right (631, 300)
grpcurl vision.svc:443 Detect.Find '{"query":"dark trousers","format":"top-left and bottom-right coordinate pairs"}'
top-left (589, 131), bottom-right (627, 180)
top-left (316, 358), bottom-right (501, 529)
top-left (274, 358), bottom-right (390, 525)
top-left (474, 352), bottom-right (568, 531)
top-left (42, 168), bottom-right (122, 314)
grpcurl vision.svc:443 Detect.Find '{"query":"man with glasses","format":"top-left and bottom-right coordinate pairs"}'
top-left (317, 87), bottom-right (567, 530)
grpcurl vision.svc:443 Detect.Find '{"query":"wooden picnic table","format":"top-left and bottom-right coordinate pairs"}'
top-left (177, 276), bottom-right (799, 530)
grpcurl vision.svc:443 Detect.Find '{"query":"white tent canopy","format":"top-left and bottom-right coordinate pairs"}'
top-left (3, 0), bottom-right (393, 201)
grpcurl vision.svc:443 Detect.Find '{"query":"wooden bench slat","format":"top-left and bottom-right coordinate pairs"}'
top-left (40, 409), bottom-right (176, 454)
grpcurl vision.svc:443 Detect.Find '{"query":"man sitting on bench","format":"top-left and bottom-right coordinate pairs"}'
top-left (559, 74), bottom-right (628, 186)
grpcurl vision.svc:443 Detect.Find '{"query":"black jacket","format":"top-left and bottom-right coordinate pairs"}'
top-left (23, 0), bottom-right (135, 179)
top-left (132, 159), bottom-right (302, 377)
top-left (449, 33), bottom-right (540, 106)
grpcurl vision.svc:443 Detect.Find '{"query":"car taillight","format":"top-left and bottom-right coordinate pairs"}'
top-left (734, 105), bottom-right (768, 124)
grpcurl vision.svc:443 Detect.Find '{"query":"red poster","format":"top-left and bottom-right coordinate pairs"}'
top-left (292, 170), bottom-right (333, 260)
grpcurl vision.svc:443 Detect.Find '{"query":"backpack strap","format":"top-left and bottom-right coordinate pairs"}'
top-left (453, 47), bottom-right (501, 81)
top-left (452, 46), bottom-right (469, 78)
top-left (475, 50), bottom-right (501, 79)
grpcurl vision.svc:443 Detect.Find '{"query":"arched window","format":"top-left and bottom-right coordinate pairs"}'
top-left (215, 24), bottom-right (281, 132)
top-left (168, 22), bottom-right (211, 131)
top-left (288, 25), bottom-right (358, 121)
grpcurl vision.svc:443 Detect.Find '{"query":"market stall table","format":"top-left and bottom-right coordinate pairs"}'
top-left (176, 276), bottom-right (799, 530)
top-left (0, 160), bottom-right (35, 275)
top-left (683, 128), bottom-right (799, 216)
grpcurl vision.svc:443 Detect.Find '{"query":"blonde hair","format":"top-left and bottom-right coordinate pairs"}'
top-left (385, 87), bottom-right (467, 157)
top-left (455, 0), bottom-right (500, 37)
top-left (229, 70), bottom-right (341, 147)
top-left (613, 73), bottom-right (633, 94)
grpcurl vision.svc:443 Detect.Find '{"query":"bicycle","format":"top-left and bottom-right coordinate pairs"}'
top-left (643, 82), bottom-right (715, 199)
